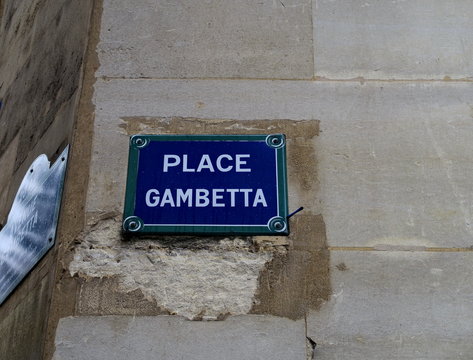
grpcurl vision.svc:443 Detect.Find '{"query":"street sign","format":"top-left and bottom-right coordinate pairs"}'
top-left (123, 134), bottom-right (288, 235)
top-left (0, 147), bottom-right (68, 305)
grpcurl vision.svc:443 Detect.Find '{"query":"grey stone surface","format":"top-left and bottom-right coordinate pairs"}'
top-left (0, 0), bottom-right (93, 169)
top-left (308, 250), bottom-right (473, 359)
top-left (0, 134), bottom-right (18, 222)
top-left (0, 0), bottom-right (93, 359)
top-left (0, 273), bottom-right (52, 360)
top-left (53, 315), bottom-right (306, 360)
top-left (313, 0), bottom-right (473, 79)
top-left (89, 79), bottom-right (473, 248)
top-left (97, 0), bottom-right (313, 79)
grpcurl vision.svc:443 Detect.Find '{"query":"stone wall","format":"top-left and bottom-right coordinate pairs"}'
top-left (0, 1), bottom-right (93, 359)
top-left (52, 1), bottom-right (473, 359)
top-left (2, 0), bottom-right (473, 359)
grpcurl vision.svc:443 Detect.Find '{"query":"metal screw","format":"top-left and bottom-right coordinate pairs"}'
top-left (129, 221), bottom-right (138, 230)
top-left (135, 138), bottom-right (144, 146)
top-left (274, 221), bottom-right (284, 230)
top-left (271, 137), bottom-right (281, 145)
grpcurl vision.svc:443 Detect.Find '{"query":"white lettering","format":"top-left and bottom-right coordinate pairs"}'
top-left (197, 154), bottom-right (215, 172)
top-left (163, 155), bottom-right (180, 172)
top-left (212, 189), bottom-right (225, 207)
top-left (144, 188), bottom-right (268, 208)
top-left (216, 154), bottom-right (233, 172)
top-left (146, 189), bottom-right (160, 207)
top-left (196, 189), bottom-right (210, 207)
top-left (176, 188), bottom-right (192, 207)
top-left (163, 154), bottom-right (253, 173)
top-left (253, 189), bottom-right (268, 207)
top-left (183, 155), bottom-right (195, 172)
top-left (240, 189), bottom-right (253, 207)
top-left (236, 154), bottom-right (251, 172)
top-left (160, 189), bottom-right (175, 207)
top-left (227, 189), bottom-right (239, 207)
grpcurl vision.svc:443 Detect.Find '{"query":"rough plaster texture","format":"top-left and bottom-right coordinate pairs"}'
top-left (314, 0), bottom-right (473, 80)
top-left (70, 214), bottom-right (330, 321)
top-left (53, 315), bottom-right (307, 360)
top-left (97, 0), bottom-right (313, 79)
top-left (308, 251), bottom-right (473, 359)
top-left (70, 217), bottom-right (274, 320)
top-left (251, 214), bottom-right (330, 319)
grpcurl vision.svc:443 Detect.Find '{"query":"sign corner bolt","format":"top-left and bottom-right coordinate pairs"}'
top-left (123, 216), bottom-right (144, 232)
top-left (131, 135), bottom-right (149, 149)
top-left (265, 134), bottom-right (286, 149)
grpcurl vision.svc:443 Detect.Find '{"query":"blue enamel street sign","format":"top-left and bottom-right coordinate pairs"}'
top-left (123, 134), bottom-right (289, 235)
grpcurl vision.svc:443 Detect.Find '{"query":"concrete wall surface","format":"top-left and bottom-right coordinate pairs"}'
top-left (0, 0), bottom-right (468, 359)
top-left (0, 0), bottom-right (93, 359)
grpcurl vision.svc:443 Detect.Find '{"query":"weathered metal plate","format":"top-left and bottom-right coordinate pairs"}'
top-left (123, 134), bottom-right (289, 235)
top-left (0, 146), bottom-right (69, 305)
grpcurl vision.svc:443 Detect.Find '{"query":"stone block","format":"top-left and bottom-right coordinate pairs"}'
top-left (313, 0), bottom-right (473, 79)
top-left (97, 0), bottom-right (313, 79)
top-left (53, 315), bottom-right (306, 360)
top-left (307, 250), bottom-right (473, 359)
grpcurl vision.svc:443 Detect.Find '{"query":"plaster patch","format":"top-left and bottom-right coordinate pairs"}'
top-left (69, 218), bottom-right (275, 319)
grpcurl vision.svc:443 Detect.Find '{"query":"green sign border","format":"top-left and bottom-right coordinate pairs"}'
top-left (123, 134), bottom-right (289, 235)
